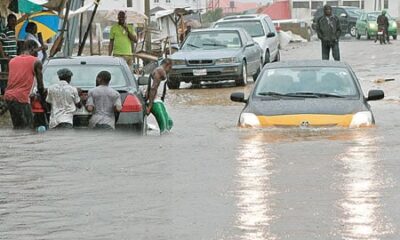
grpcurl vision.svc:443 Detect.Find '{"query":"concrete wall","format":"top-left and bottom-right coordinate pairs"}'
top-left (98, 0), bottom-right (144, 13)
top-left (152, 0), bottom-right (208, 11)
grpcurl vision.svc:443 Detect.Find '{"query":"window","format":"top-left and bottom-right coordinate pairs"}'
top-left (154, 0), bottom-right (159, 3)
top-left (293, 2), bottom-right (310, 9)
top-left (166, 0), bottom-right (171, 3)
top-left (326, 1), bottom-right (338, 6)
top-left (311, 1), bottom-right (324, 10)
top-left (384, 0), bottom-right (389, 9)
top-left (127, 0), bottom-right (132, 7)
top-left (342, 1), bottom-right (361, 7)
top-left (215, 21), bottom-right (265, 37)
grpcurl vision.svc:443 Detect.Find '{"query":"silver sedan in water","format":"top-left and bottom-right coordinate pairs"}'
top-left (168, 28), bottom-right (263, 89)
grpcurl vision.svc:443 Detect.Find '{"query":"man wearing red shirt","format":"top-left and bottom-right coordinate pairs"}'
top-left (4, 40), bottom-right (44, 129)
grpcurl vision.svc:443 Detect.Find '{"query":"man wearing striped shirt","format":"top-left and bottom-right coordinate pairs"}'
top-left (0, 14), bottom-right (17, 59)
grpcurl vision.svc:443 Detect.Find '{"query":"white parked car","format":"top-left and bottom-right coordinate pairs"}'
top-left (214, 14), bottom-right (280, 65)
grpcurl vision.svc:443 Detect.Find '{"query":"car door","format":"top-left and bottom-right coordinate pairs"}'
top-left (264, 17), bottom-right (279, 58)
top-left (359, 13), bottom-right (367, 35)
top-left (335, 7), bottom-right (349, 34)
top-left (241, 31), bottom-right (260, 74)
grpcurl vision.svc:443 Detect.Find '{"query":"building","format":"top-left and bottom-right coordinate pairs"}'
top-left (291, 0), bottom-right (399, 20)
top-left (207, 0), bottom-right (261, 14)
top-left (98, 0), bottom-right (144, 13)
top-left (152, 0), bottom-right (208, 12)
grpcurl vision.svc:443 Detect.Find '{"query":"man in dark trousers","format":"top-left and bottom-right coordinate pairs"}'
top-left (4, 40), bottom-right (44, 129)
top-left (376, 10), bottom-right (390, 44)
top-left (316, 5), bottom-right (342, 61)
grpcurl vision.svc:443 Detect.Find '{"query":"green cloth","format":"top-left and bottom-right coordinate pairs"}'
top-left (151, 100), bottom-right (173, 134)
top-left (1, 27), bottom-right (17, 58)
top-left (18, 0), bottom-right (43, 14)
top-left (110, 24), bottom-right (135, 56)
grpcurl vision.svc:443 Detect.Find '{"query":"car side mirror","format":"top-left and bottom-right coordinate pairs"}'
top-left (367, 90), bottom-right (384, 101)
top-left (340, 13), bottom-right (347, 18)
top-left (138, 76), bottom-right (149, 86)
top-left (246, 42), bottom-right (255, 47)
top-left (231, 92), bottom-right (247, 103)
top-left (267, 32), bottom-right (276, 38)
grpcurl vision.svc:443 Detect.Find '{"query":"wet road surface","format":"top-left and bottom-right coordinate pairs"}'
top-left (1, 39), bottom-right (400, 239)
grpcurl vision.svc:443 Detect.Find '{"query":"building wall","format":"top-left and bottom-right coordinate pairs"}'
top-left (152, 0), bottom-right (208, 11)
top-left (98, 0), bottom-right (145, 13)
top-left (363, 0), bottom-right (399, 17)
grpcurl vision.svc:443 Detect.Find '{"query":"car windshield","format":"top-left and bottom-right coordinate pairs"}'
top-left (368, 12), bottom-right (393, 21)
top-left (44, 65), bottom-right (129, 89)
top-left (255, 67), bottom-right (358, 98)
top-left (215, 21), bottom-right (265, 37)
top-left (181, 31), bottom-right (242, 50)
top-left (347, 9), bottom-right (362, 17)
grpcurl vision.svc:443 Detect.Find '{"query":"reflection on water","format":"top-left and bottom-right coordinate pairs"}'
top-left (235, 134), bottom-right (277, 240)
top-left (338, 131), bottom-right (393, 239)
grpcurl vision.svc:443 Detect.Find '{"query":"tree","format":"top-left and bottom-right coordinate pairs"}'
top-left (202, 8), bottom-right (223, 24)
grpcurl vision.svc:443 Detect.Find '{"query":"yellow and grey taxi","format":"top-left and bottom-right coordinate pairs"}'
top-left (231, 60), bottom-right (384, 128)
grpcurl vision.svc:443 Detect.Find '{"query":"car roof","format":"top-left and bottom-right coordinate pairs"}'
top-left (45, 56), bottom-right (125, 66)
top-left (217, 14), bottom-right (268, 22)
top-left (264, 60), bottom-right (350, 69)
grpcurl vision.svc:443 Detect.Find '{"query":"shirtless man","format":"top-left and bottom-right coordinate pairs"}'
top-left (146, 58), bottom-right (173, 134)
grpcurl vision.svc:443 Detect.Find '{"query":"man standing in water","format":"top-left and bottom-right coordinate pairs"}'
top-left (316, 5), bottom-right (342, 61)
top-left (146, 58), bottom-right (173, 134)
top-left (86, 71), bottom-right (122, 130)
top-left (4, 40), bottom-right (44, 129)
top-left (109, 11), bottom-right (137, 68)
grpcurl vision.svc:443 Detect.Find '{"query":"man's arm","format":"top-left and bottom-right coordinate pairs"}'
top-left (114, 93), bottom-right (122, 112)
top-left (109, 39), bottom-right (114, 56)
top-left (335, 17), bottom-right (342, 39)
top-left (0, 42), bottom-right (5, 58)
top-left (315, 17), bottom-right (323, 39)
top-left (73, 88), bottom-right (82, 108)
top-left (34, 60), bottom-right (45, 95)
top-left (86, 91), bottom-right (94, 112)
top-left (125, 25), bottom-right (137, 43)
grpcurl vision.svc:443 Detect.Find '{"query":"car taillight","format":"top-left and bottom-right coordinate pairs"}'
top-left (121, 94), bottom-right (142, 112)
top-left (31, 98), bottom-right (45, 113)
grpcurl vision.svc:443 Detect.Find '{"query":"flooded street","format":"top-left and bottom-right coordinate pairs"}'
top-left (2, 39), bottom-right (400, 239)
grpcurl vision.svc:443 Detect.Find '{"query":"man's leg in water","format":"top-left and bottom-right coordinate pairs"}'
top-left (151, 101), bottom-right (173, 133)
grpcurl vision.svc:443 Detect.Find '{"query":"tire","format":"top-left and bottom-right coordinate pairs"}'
top-left (350, 25), bottom-right (356, 37)
top-left (252, 60), bottom-right (262, 82)
top-left (235, 63), bottom-right (247, 86)
top-left (393, 35), bottom-right (397, 40)
top-left (356, 30), bottom-right (361, 40)
top-left (167, 79), bottom-right (180, 89)
top-left (264, 50), bottom-right (270, 65)
top-left (274, 50), bottom-right (280, 62)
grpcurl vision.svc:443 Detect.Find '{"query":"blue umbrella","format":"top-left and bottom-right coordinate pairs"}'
top-left (16, 11), bottom-right (60, 41)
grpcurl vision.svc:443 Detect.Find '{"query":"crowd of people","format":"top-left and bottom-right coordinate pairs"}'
top-left (0, 10), bottom-right (174, 134)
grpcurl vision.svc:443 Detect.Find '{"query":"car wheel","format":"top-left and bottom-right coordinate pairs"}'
top-left (252, 60), bottom-right (262, 82)
top-left (356, 30), bottom-right (361, 40)
top-left (167, 79), bottom-right (180, 89)
top-left (264, 50), bottom-right (270, 65)
top-left (235, 63), bottom-right (247, 86)
top-left (274, 49), bottom-right (280, 62)
top-left (350, 25), bottom-right (356, 37)
top-left (393, 35), bottom-right (397, 40)
top-left (367, 30), bottom-right (371, 40)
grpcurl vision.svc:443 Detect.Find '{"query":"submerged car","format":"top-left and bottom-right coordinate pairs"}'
top-left (213, 14), bottom-right (280, 64)
top-left (231, 60), bottom-right (384, 128)
top-left (356, 11), bottom-right (398, 40)
top-left (169, 28), bottom-right (263, 89)
top-left (32, 56), bottom-right (147, 134)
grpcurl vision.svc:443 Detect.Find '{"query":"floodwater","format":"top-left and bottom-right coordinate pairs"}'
top-left (1, 39), bottom-right (400, 239)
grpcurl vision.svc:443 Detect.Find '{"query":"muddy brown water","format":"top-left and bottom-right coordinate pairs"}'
top-left (1, 39), bottom-right (400, 239)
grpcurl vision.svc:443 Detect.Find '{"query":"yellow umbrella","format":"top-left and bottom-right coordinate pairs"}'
top-left (15, 11), bottom-right (60, 41)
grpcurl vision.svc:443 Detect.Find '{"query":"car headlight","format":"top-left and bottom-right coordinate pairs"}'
top-left (172, 59), bottom-right (186, 65)
top-left (239, 113), bottom-right (260, 128)
top-left (350, 111), bottom-right (373, 128)
top-left (369, 23), bottom-right (377, 29)
top-left (216, 57), bottom-right (238, 64)
top-left (392, 22), bottom-right (397, 28)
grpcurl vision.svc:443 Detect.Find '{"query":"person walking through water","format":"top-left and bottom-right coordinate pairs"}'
top-left (4, 40), bottom-right (44, 129)
top-left (376, 10), bottom-right (390, 44)
top-left (316, 5), bottom-right (342, 61)
top-left (146, 58), bottom-right (173, 134)
top-left (109, 11), bottom-right (137, 68)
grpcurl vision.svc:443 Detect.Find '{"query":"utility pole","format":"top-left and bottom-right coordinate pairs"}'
top-left (145, 0), bottom-right (151, 52)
